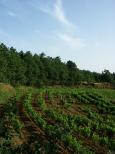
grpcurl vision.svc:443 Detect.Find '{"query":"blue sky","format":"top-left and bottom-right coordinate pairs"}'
top-left (0, 0), bottom-right (115, 73)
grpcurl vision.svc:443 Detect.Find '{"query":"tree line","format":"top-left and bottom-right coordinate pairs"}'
top-left (0, 43), bottom-right (115, 87)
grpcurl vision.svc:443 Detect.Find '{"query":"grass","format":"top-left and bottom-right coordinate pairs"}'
top-left (0, 84), bottom-right (15, 104)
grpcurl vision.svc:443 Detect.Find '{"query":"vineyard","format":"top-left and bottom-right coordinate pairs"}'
top-left (0, 87), bottom-right (115, 154)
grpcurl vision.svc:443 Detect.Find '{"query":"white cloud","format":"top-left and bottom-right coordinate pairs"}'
top-left (39, 0), bottom-right (84, 48)
top-left (53, 0), bottom-right (74, 28)
top-left (40, 0), bottom-right (74, 30)
top-left (57, 33), bottom-right (85, 48)
top-left (8, 11), bottom-right (16, 17)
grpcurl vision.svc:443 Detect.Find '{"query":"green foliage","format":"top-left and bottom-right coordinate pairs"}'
top-left (62, 134), bottom-right (94, 154)
top-left (9, 112), bottom-right (23, 133)
top-left (92, 133), bottom-right (100, 143)
top-left (37, 96), bottom-right (46, 111)
top-left (23, 93), bottom-right (46, 129)
top-left (0, 138), bottom-right (13, 154)
top-left (0, 87), bottom-right (115, 153)
top-left (0, 43), bottom-right (115, 86)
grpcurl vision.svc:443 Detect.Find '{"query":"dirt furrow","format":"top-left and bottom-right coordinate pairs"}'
top-left (17, 102), bottom-right (44, 138)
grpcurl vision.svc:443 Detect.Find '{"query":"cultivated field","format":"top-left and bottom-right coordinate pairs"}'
top-left (0, 86), bottom-right (115, 154)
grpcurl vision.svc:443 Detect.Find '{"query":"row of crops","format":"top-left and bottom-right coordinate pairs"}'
top-left (22, 88), bottom-right (115, 153)
top-left (23, 93), bottom-right (94, 154)
top-left (0, 87), bottom-right (115, 154)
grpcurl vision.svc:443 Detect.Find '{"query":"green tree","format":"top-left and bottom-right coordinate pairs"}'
top-left (101, 70), bottom-right (113, 83)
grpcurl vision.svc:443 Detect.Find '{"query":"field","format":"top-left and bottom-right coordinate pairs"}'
top-left (0, 85), bottom-right (115, 154)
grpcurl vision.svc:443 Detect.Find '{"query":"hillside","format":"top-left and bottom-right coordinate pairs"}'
top-left (0, 43), bottom-right (115, 154)
top-left (0, 86), bottom-right (115, 154)
top-left (0, 43), bottom-right (115, 87)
